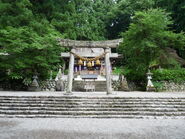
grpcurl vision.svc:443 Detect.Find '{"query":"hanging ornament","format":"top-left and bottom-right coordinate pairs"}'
top-left (78, 59), bottom-right (83, 65)
top-left (96, 59), bottom-right (101, 65)
top-left (87, 61), bottom-right (92, 67)
top-left (92, 61), bottom-right (94, 66)
top-left (79, 65), bottom-right (81, 71)
top-left (84, 61), bottom-right (86, 66)
top-left (75, 66), bottom-right (78, 72)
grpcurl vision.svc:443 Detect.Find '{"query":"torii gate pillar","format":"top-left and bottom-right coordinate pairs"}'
top-left (105, 47), bottom-right (112, 94)
top-left (65, 48), bottom-right (75, 94)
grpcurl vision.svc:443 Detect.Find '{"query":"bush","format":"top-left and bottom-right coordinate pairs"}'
top-left (153, 69), bottom-right (185, 83)
top-left (112, 67), bottom-right (124, 75)
top-left (153, 81), bottom-right (164, 92)
top-left (118, 9), bottom-right (185, 83)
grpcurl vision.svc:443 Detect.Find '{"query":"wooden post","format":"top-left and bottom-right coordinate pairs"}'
top-left (105, 47), bottom-right (112, 95)
top-left (66, 48), bottom-right (75, 94)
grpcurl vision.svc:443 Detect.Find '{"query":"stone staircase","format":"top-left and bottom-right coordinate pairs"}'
top-left (73, 81), bottom-right (106, 91)
top-left (0, 95), bottom-right (185, 118)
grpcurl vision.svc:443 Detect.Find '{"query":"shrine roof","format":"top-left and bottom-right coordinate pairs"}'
top-left (58, 38), bottom-right (123, 48)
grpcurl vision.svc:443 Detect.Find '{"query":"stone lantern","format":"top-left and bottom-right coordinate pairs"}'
top-left (146, 70), bottom-right (156, 91)
top-left (28, 75), bottom-right (40, 91)
top-left (55, 67), bottom-right (64, 91)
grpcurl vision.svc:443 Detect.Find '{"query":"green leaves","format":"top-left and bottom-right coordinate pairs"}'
top-left (44, 0), bottom-right (111, 40)
top-left (106, 0), bottom-right (155, 39)
top-left (155, 0), bottom-right (185, 32)
top-left (153, 69), bottom-right (185, 83)
top-left (119, 8), bottom-right (185, 82)
top-left (0, 0), bottom-right (64, 87)
top-left (0, 0), bottom-right (33, 28)
top-left (1, 0), bottom-right (185, 89)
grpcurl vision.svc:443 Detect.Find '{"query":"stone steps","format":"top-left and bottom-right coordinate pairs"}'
top-left (0, 110), bottom-right (185, 116)
top-left (0, 96), bottom-right (185, 99)
top-left (1, 98), bottom-right (185, 102)
top-left (0, 95), bottom-right (185, 118)
top-left (0, 100), bottom-right (185, 105)
top-left (1, 97), bottom-right (185, 102)
top-left (0, 107), bottom-right (184, 112)
top-left (2, 114), bottom-right (184, 119)
top-left (0, 104), bottom-right (185, 109)
top-left (0, 103), bottom-right (185, 108)
top-left (1, 97), bottom-right (185, 101)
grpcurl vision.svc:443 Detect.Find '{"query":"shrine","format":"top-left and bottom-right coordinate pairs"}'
top-left (58, 38), bottom-right (123, 94)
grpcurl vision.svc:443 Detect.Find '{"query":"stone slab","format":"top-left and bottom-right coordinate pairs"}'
top-left (0, 91), bottom-right (185, 98)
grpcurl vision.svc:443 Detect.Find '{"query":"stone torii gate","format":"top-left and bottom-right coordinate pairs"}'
top-left (58, 38), bottom-right (123, 95)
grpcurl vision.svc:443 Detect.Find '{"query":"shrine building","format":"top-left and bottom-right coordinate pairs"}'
top-left (58, 39), bottom-right (123, 94)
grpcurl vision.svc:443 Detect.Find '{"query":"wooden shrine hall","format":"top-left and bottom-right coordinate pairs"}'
top-left (58, 38), bottom-right (123, 95)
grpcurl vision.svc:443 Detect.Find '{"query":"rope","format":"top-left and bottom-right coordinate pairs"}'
top-left (70, 51), bottom-right (107, 61)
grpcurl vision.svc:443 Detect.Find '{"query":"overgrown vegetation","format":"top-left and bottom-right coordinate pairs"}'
top-left (153, 69), bottom-right (185, 83)
top-left (0, 0), bottom-right (64, 88)
top-left (0, 0), bottom-right (185, 90)
top-left (118, 9), bottom-right (185, 83)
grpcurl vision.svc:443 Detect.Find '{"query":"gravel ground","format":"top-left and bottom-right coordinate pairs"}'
top-left (0, 118), bottom-right (185, 139)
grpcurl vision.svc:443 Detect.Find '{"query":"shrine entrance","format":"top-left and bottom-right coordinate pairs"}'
top-left (58, 39), bottom-right (122, 95)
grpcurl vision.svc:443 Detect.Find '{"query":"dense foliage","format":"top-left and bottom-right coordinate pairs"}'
top-left (0, 0), bottom-right (64, 87)
top-left (0, 0), bottom-right (185, 90)
top-left (118, 9), bottom-right (185, 82)
top-left (153, 69), bottom-right (185, 83)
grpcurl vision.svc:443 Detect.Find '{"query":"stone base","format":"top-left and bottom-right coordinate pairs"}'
top-left (119, 80), bottom-right (129, 91)
top-left (147, 86), bottom-right (156, 92)
top-left (28, 86), bottom-right (41, 91)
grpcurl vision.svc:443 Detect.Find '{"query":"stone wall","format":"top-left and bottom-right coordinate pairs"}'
top-left (39, 80), bottom-right (185, 92)
top-left (155, 81), bottom-right (185, 92)
top-left (0, 83), bottom-right (27, 91)
top-left (0, 75), bottom-right (129, 92)
top-left (40, 80), bottom-right (68, 91)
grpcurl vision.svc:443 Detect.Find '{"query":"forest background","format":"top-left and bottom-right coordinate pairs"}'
top-left (0, 0), bottom-right (185, 90)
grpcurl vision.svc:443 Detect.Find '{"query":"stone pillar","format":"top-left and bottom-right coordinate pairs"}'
top-left (66, 48), bottom-right (75, 94)
top-left (105, 47), bottom-right (112, 95)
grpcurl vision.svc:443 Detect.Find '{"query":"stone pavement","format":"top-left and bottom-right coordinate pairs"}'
top-left (0, 91), bottom-right (185, 98)
top-left (0, 118), bottom-right (185, 139)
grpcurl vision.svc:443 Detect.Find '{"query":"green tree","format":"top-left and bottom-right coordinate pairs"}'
top-left (0, 0), bottom-right (64, 88)
top-left (155, 0), bottom-right (185, 32)
top-left (119, 9), bottom-right (185, 81)
top-left (106, 0), bottom-right (155, 39)
top-left (31, 0), bottom-right (112, 40)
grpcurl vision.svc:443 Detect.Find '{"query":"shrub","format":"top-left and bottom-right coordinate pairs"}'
top-left (153, 69), bottom-right (185, 83)
top-left (153, 81), bottom-right (164, 92)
